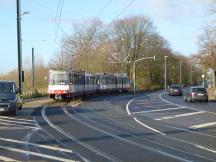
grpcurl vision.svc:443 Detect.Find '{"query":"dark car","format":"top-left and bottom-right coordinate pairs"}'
top-left (184, 87), bottom-right (208, 103)
top-left (168, 85), bottom-right (183, 96)
top-left (0, 81), bottom-right (22, 115)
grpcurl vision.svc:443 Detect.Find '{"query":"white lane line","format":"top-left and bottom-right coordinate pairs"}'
top-left (0, 127), bottom-right (32, 130)
top-left (0, 118), bottom-right (36, 126)
top-left (133, 117), bottom-right (166, 136)
top-left (33, 116), bottom-right (89, 162)
top-left (0, 137), bottom-right (73, 153)
top-left (190, 122), bottom-right (216, 129)
top-left (0, 116), bottom-right (34, 122)
top-left (155, 111), bottom-right (205, 121)
top-left (161, 92), bottom-right (216, 117)
top-left (195, 145), bottom-right (216, 154)
top-left (136, 101), bottom-right (164, 104)
top-left (65, 107), bottom-right (193, 162)
top-left (0, 121), bottom-right (38, 129)
top-left (126, 97), bottom-right (166, 135)
top-left (137, 99), bottom-right (161, 102)
top-left (0, 155), bottom-right (21, 162)
top-left (0, 145), bottom-right (75, 162)
top-left (42, 106), bottom-right (116, 162)
top-left (132, 107), bottom-right (187, 114)
top-left (126, 98), bottom-right (136, 115)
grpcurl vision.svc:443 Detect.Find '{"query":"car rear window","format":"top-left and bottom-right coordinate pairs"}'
top-left (192, 88), bottom-right (206, 92)
top-left (171, 85), bottom-right (180, 89)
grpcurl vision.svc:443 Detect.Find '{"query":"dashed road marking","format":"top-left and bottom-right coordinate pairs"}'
top-left (0, 116), bottom-right (34, 122)
top-left (0, 118), bottom-right (36, 126)
top-left (0, 145), bottom-right (75, 162)
top-left (0, 121), bottom-right (38, 129)
top-left (0, 155), bottom-right (21, 162)
top-left (42, 106), bottom-right (115, 162)
top-left (132, 107), bottom-right (187, 114)
top-left (0, 137), bottom-right (73, 153)
top-left (133, 117), bottom-right (166, 135)
top-left (126, 97), bottom-right (166, 135)
top-left (155, 111), bottom-right (205, 121)
top-left (190, 122), bottom-right (216, 129)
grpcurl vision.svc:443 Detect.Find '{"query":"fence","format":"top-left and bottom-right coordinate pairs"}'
top-left (23, 88), bottom-right (48, 99)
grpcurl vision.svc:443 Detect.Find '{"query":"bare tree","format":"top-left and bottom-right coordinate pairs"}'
top-left (197, 26), bottom-right (216, 86)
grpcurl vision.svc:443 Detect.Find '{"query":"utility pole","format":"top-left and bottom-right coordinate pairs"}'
top-left (180, 60), bottom-right (182, 85)
top-left (16, 0), bottom-right (23, 95)
top-left (32, 48), bottom-right (35, 88)
top-left (164, 56), bottom-right (168, 90)
top-left (133, 56), bottom-right (155, 94)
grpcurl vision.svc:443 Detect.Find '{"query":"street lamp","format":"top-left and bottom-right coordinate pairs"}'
top-left (133, 56), bottom-right (156, 94)
top-left (16, 0), bottom-right (29, 96)
top-left (164, 56), bottom-right (168, 90)
top-left (202, 74), bottom-right (205, 88)
top-left (180, 60), bottom-right (182, 85)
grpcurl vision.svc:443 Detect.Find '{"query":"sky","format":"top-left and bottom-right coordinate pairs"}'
top-left (0, 0), bottom-right (215, 74)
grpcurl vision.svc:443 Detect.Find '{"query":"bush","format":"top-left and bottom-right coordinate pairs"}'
top-left (150, 84), bottom-right (161, 91)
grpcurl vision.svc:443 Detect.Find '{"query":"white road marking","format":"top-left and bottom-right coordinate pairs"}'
top-left (0, 137), bottom-right (73, 153)
top-left (126, 98), bottom-right (135, 115)
top-left (155, 111), bottom-right (205, 121)
top-left (132, 107), bottom-right (187, 114)
top-left (159, 92), bottom-right (216, 114)
top-left (195, 145), bottom-right (216, 154)
top-left (65, 107), bottom-right (193, 162)
top-left (133, 117), bottom-right (166, 135)
top-left (0, 116), bottom-right (34, 122)
top-left (0, 145), bottom-right (75, 162)
top-left (0, 155), bottom-right (21, 162)
top-left (33, 117), bottom-right (89, 162)
top-left (0, 118), bottom-right (36, 126)
top-left (0, 121), bottom-right (38, 129)
top-left (136, 101), bottom-right (163, 104)
top-left (126, 97), bottom-right (166, 135)
top-left (190, 122), bottom-right (216, 129)
top-left (42, 106), bottom-right (116, 162)
top-left (0, 127), bottom-right (31, 130)
top-left (137, 99), bottom-right (161, 102)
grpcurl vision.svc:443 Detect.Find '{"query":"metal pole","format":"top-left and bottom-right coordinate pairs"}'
top-left (32, 48), bottom-right (35, 88)
top-left (180, 61), bottom-right (182, 85)
top-left (133, 61), bottom-right (136, 94)
top-left (191, 65), bottom-right (193, 85)
top-left (164, 56), bottom-right (167, 90)
top-left (16, 0), bottom-right (23, 95)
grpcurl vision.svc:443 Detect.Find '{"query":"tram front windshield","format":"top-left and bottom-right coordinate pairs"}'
top-left (51, 74), bottom-right (68, 85)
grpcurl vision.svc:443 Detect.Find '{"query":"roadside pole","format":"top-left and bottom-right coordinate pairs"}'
top-left (16, 0), bottom-right (23, 95)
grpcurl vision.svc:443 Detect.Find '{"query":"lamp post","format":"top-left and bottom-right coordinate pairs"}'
top-left (202, 74), bottom-right (205, 88)
top-left (16, 0), bottom-right (29, 95)
top-left (180, 60), bottom-right (182, 85)
top-left (133, 56), bottom-right (155, 94)
top-left (164, 56), bottom-right (168, 90)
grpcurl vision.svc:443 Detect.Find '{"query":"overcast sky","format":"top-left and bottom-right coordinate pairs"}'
top-left (0, 0), bottom-right (215, 74)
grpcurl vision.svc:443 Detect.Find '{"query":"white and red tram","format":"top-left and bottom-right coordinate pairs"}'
top-left (48, 70), bottom-right (130, 100)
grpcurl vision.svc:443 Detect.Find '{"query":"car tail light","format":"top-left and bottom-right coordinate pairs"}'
top-left (189, 92), bottom-right (195, 97)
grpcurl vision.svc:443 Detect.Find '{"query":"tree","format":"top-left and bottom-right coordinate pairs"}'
top-left (197, 26), bottom-right (216, 86)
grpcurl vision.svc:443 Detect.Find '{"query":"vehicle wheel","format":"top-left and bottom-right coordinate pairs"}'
top-left (205, 100), bottom-right (208, 103)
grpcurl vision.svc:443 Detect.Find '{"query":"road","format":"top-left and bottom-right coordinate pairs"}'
top-left (0, 91), bottom-right (215, 161)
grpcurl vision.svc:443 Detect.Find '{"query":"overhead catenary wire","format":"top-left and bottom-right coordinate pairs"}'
top-left (113, 0), bottom-right (136, 20)
top-left (96, 0), bottom-right (112, 17)
top-left (54, 0), bottom-right (65, 42)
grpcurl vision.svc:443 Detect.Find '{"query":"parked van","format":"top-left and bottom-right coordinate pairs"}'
top-left (0, 80), bottom-right (22, 115)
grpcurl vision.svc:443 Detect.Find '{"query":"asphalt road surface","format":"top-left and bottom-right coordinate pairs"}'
top-left (0, 91), bottom-right (215, 162)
